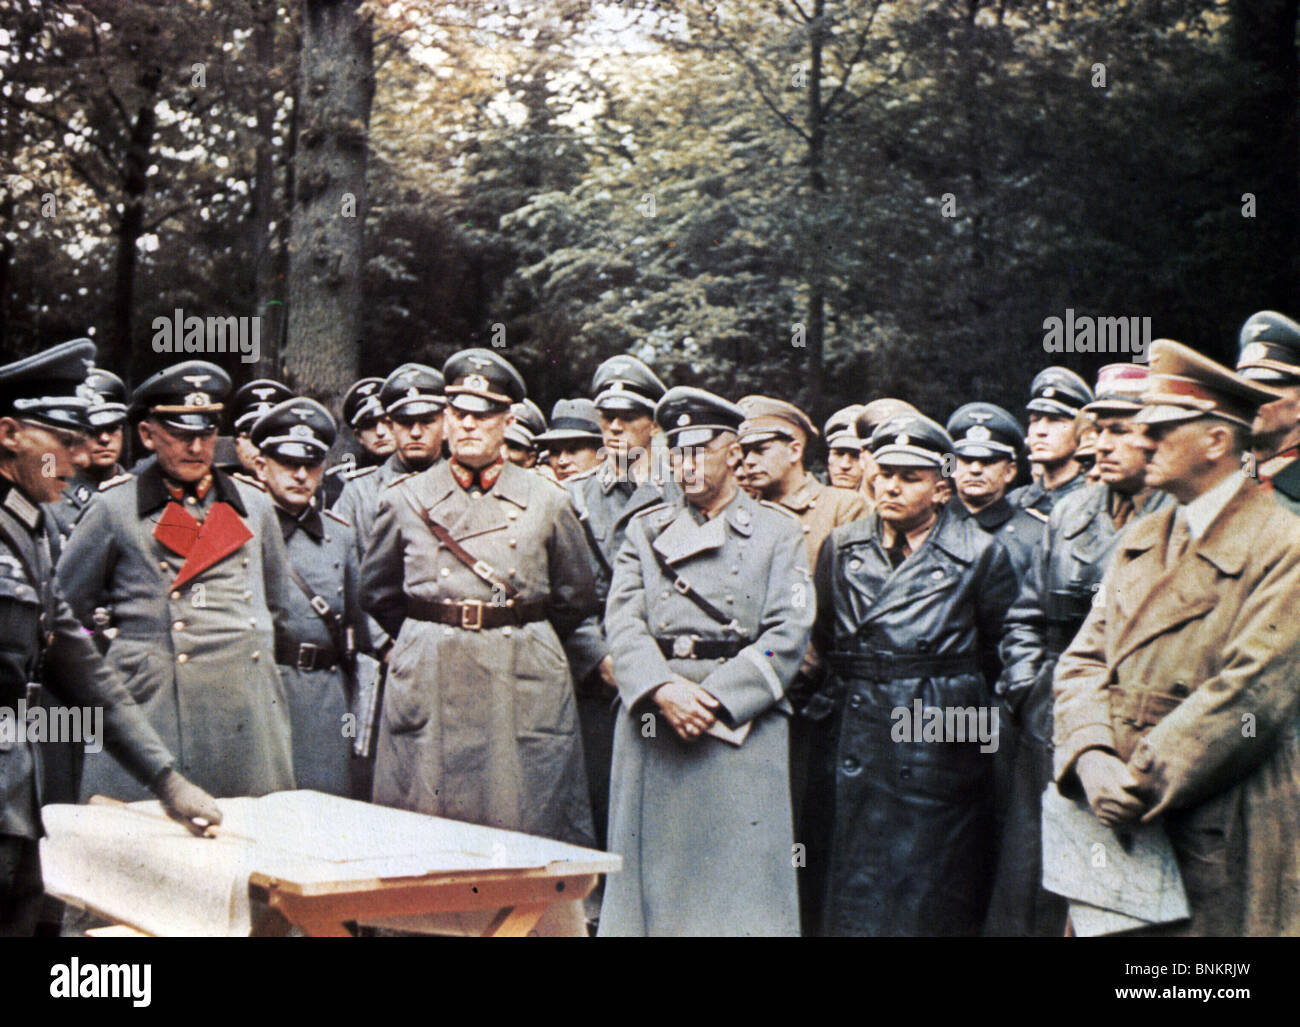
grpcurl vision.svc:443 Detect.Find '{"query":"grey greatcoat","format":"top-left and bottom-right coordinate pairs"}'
top-left (598, 492), bottom-right (813, 937)
top-left (56, 462), bottom-right (296, 801)
top-left (812, 505), bottom-right (1018, 936)
top-left (987, 482), bottom-right (1172, 936)
top-left (332, 452), bottom-right (419, 560)
top-left (360, 461), bottom-right (598, 845)
top-left (275, 505), bottom-right (370, 796)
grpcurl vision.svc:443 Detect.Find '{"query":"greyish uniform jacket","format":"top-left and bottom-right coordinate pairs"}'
top-left (55, 462), bottom-right (296, 801)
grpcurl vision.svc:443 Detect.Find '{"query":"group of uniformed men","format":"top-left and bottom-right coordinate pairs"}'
top-left (4, 308), bottom-right (1300, 937)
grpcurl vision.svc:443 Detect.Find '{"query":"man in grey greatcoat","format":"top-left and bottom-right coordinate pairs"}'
top-left (251, 397), bottom-right (370, 797)
top-left (56, 361), bottom-right (296, 802)
top-left (599, 387), bottom-right (813, 937)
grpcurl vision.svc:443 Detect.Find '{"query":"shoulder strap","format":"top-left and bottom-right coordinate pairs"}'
top-left (413, 502), bottom-right (520, 601)
top-left (647, 543), bottom-right (737, 629)
top-left (284, 561), bottom-right (357, 691)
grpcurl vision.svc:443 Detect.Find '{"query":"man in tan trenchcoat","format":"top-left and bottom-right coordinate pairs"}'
top-left (1054, 339), bottom-right (1300, 935)
top-left (360, 350), bottom-right (598, 852)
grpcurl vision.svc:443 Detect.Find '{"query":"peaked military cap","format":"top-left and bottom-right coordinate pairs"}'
top-left (0, 337), bottom-right (97, 433)
top-left (869, 413), bottom-right (954, 469)
top-left (381, 363), bottom-right (445, 418)
top-left (736, 395), bottom-right (817, 447)
top-left (79, 367), bottom-right (128, 429)
top-left (1236, 310), bottom-right (1300, 385)
top-left (443, 348), bottom-right (526, 414)
top-left (655, 387), bottom-right (744, 447)
top-left (1135, 339), bottom-right (1281, 430)
top-left (132, 360), bottom-right (230, 433)
top-left (1084, 363), bottom-right (1149, 416)
top-left (250, 396), bottom-right (336, 463)
top-left (825, 405), bottom-right (865, 451)
top-left (591, 354), bottom-right (668, 414)
top-left (342, 377), bottom-right (386, 429)
top-left (231, 378), bottom-right (294, 434)
top-left (946, 402), bottom-right (1023, 460)
top-left (1026, 366), bottom-right (1093, 418)
top-left (505, 398), bottom-right (547, 449)
top-left (534, 398), bottom-right (603, 446)
top-left (854, 398), bottom-right (919, 440)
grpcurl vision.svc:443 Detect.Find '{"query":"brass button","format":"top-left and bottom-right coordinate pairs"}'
top-left (176, 653), bottom-right (188, 664)
top-left (337, 586), bottom-right (344, 594)
top-left (506, 510), bottom-right (518, 519)
top-left (251, 651), bottom-right (260, 660)
top-left (502, 628), bottom-right (512, 637)
top-left (249, 618), bottom-right (257, 627)
top-left (242, 557), bottom-right (249, 566)
top-left (440, 567), bottom-right (451, 577)
top-left (508, 539), bottom-right (517, 548)
top-left (160, 561), bottom-right (170, 571)
top-left (172, 620), bottom-right (185, 631)
top-left (170, 591), bottom-right (181, 600)
top-left (244, 590), bottom-right (252, 599)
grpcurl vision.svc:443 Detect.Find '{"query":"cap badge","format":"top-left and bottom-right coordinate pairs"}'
top-left (677, 414), bottom-right (691, 427)
top-left (1241, 342), bottom-right (1269, 364)
top-left (467, 356), bottom-right (493, 369)
top-left (968, 411), bottom-right (992, 423)
top-left (184, 391), bottom-right (209, 407)
top-left (290, 406), bottom-right (313, 420)
top-left (289, 424), bottom-right (313, 438)
top-left (252, 387), bottom-right (277, 401)
top-left (465, 373), bottom-right (489, 392)
top-left (1246, 321), bottom-right (1269, 340)
top-left (1042, 387), bottom-right (1056, 398)
top-left (895, 433), bottom-right (909, 446)
top-left (405, 386), bottom-right (420, 399)
top-left (967, 425), bottom-right (991, 442)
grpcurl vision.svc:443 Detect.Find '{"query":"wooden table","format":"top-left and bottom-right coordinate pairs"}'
top-left (41, 791), bottom-right (621, 937)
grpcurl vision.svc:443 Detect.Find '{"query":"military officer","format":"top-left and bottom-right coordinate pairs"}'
top-left (56, 360), bottom-right (296, 802)
top-left (229, 379), bottom-right (294, 474)
top-left (1008, 367), bottom-right (1094, 514)
top-left (824, 405), bottom-right (865, 493)
top-left (504, 399), bottom-right (547, 468)
top-left (251, 398), bottom-right (369, 796)
top-left (735, 394), bottom-right (865, 935)
top-left (986, 364), bottom-right (1173, 936)
top-left (1055, 340), bottom-right (1300, 935)
top-left (1, 340), bottom-right (221, 936)
top-left (945, 402), bottom-right (1046, 582)
top-left (813, 414), bottom-right (1018, 936)
top-left (853, 398), bottom-right (919, 504)
top-left (333, 363), bottom-right (445, 561)
top-left (564, 354), bottom-right (677, 850)
top-left (45, 365), bottom-right (129, 548)
top-left (321, 376), bottom-right (394, 509)
top-left (599, 387), bottom-right (813, 936)
top-left (536, 398), bottom-right (603, 482)
top-left (361, 349), bottom-right (598, 934)
top-left (1235, 310), bottom-right (1300, 514)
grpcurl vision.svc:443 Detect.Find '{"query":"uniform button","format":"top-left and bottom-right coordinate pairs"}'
top-left (502, 628), bottom-right (512, 637)
top-left (171, 591), bottom-right (181, 600)
top-left (249, 618), bottom-right (257, 627)
top-left (251, 651), bottom-right (260, 660)
top-left (848, 694), bottom-right (862, 710)
top-left (661, 591), bottom-right (670, 600)
top-left (507, 510), bottom-right (518, 519)
top-left (470, 490), bottom-right (481, 499)
top-left (242, 557), bottom-right (249, 566)
top-left (731, 566), bottom-right (740, 574)
top-left (841, 756), bottom-right (860, 775)
top-left (172, 620), bottom-right (185, 631)
top-left (176, 653), bottom-right (188, 664)
top-left (849, 559), bottom-right (861, 571)
top-left (243, 590), bottom-right (252, 599)
top-left (337, 586), bottom-right (344, 594)
top-left (440, 567), bottom-right (451, 577)
top-left (508, 539), bottom-right (517, 548)
top-left (443, 627), bottom-right (453, 637)
top-left (931, 570), bottom-right (944, 581)
top-left (185, 496), bottom-right (196, 505)
top-left (333, 562), bottom-right (340, 569)
top-left (725, 595), bottom-right (734, 603)
top-left (160, 561), bottom-right (170, 570)
top-left (508, 568), bottom-right (517, 576)
top-left (659, 621), bottom-right (669, 629)
top-left (802, 525), bottom-right (810, 534)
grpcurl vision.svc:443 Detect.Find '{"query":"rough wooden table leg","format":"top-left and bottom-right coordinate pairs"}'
top-left (481, 903), bottom-right (549, 937)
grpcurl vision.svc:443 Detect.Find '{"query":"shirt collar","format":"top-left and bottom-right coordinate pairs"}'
top-left (1180, 470), bottom-right (1245, 540)
top-left (276, 502), bottom-right (323, 542)
top-left (449, 456), bottom-right (505, 493)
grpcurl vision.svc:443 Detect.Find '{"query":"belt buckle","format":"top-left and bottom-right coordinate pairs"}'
top-left (461, 599), bottom-right (484, 630)
top-left (672, 635), bottom-right (695, 659)
top-left (297, 643), bottom-right (318, 671)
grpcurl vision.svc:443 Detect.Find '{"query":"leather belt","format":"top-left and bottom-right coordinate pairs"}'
top-left (656, 637), bottom-right (748, 661)
top-left (275, 641), bottom-right (339, 671)
top-left (1110, 686), bottom-right (1186, 729)
top-left (826, 650), bottom-right (981, 679)
top-left (406, 597), bottom-right (548, 631)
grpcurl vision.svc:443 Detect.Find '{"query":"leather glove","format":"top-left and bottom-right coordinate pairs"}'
top-left (151, 767), bottom-right (223, 837)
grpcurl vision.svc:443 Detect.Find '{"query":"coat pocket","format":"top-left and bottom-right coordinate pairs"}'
top-left (381, 630), bottom-right (432, 735)
top-left (512, 623), bottom-right (573, 737)
top-left (108, 641), bottom-right (165, 705)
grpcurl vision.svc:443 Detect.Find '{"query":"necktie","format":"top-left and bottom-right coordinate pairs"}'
top-left (885, 533), bottom-right (909, 570)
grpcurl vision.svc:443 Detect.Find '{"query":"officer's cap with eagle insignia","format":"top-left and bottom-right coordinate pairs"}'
top-left (80, 367), bottom-right (128, 430)
top-left (736, 395), bottom-right (817, 447)
top-left (946, 403), bottom-right (1023, 461)
top-left (655, 386), bottom-right (745, 447)
top-left (534, 399), bottom-right (603, 447)
top-left (443, 349), bottom-right (525, 414)
top-left (249, 397), bottom-right (336, 463)
top-left (868, 413), bottom-right (954, 469)
top-left (1026, 366), bottom-right (1093, 418)
top-left (131, 360), bottom-right (230, 433)
top-left (1236, 310), bottom-right (1300, 386)
top-left (231, 378), bottom-right (294, 434)
top-left (824, 405), bottom-right (865, 452)
top-left (0, 337), bottom-right (98, 434)
top-left (342, 377), bottom-right (386, 429)
top-left (854, 398), bottom-right (919, 441)
top-left (591, 354), bottom-right (668, 415)
top-left (1083, 364), bottom-right (1150, 416)
top-left (380, 363), bottom-right (445, 418)
top-left (505, 399), bottom-right (548, 450)
top-left (1135, 339), bottom-right (1281, 430)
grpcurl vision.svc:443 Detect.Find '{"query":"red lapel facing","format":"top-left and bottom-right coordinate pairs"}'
top-left (154, 501), bottom-right (201, 558)
top-left (172, 501), bottom-right (253, 590)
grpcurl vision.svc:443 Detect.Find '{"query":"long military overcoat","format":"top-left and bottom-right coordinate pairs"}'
top-left (598, 492), bottom-right (813, 937)
top-left (361, 460), bottom-right (598, 846)
top-left (1054, 477), bottom-right (1300, 936)
top-left (55, 463), bottom-right (295, 801)
top-left (812, 505), bottom-right (1018, 936)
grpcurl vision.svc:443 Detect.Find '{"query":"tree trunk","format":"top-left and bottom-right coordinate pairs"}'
top-left (250, 0), bottom-right (281, 379)
top-left (806, 0), bottom-right (827, 423)
top-left (284, 0), bottom-right (374, 414)
top-left (111, 64), bottom-right (163, 382)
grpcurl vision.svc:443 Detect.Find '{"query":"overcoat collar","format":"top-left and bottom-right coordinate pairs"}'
top-left (651, 491), bottom-right (755, 564)
top-left (137, 459), bottom-right (247, 518)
